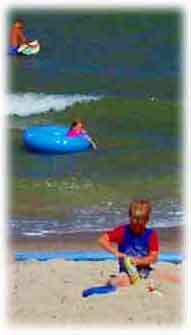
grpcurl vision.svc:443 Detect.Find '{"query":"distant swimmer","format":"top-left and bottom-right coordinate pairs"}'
top-left (9, 17), bottom-right (28, 49)
top-left (9, 17), bottom-right (40, 56)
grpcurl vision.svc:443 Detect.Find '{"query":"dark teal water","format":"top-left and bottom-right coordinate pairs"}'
top-left (8, 9), bottom-right (183, 237)
top-left (9, 9), bottom-right (181, 100)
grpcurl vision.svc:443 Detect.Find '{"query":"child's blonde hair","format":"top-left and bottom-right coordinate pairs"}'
top-left (129, 200), bottom-right (151, 221)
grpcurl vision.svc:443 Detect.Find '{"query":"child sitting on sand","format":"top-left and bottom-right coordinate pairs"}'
top-left (67, 120), bottom-right (97, 150)
top-left (98, 200), bottom-right (160, 287)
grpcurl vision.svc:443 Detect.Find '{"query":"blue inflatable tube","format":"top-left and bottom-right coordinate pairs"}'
top-left (15, 250), bottom-right (183, 263)
top-left (22, 124), bottom-right (91, 154)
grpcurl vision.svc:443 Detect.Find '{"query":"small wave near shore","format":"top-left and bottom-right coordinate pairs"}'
top-left (7, 92), bottom-right (102, 117)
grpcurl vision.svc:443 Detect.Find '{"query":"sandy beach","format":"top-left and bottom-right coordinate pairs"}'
top-left (8, 258), bottom-right (183, 327)
top-left (6, 227), bottom-right (185, 327)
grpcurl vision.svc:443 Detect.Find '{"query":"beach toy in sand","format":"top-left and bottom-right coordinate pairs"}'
top-left (147, 279), bottom-right (156, 292)
top-left (147, 279), bottom-right (163, 297)
top-left (123, 256), bottom-right (140, 284)
top-left (22, 124), bottom-right (91, 154)
top-left (82, 284), bottom-right (116, 297)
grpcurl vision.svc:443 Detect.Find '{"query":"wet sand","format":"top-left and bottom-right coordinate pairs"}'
top-left (9, 226), bottom-right (184, 253)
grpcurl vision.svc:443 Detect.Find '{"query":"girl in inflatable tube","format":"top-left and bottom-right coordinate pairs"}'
top-left (67, 119), bottom-right (97, 150)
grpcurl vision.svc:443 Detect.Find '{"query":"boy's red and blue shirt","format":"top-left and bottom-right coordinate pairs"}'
top-left (106, 224), bottom-right (159, 251)
top-left (106, 224), bottom-right (159, 277)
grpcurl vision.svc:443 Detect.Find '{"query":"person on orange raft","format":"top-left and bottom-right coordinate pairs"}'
top-left (9, 18), bottom-right (28, 50)
top-left (67, 120), bottom-right (97, 150)
top-left (98, 200), bottom-right (160, 287)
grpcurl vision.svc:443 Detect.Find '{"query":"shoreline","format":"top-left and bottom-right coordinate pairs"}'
top-left (9, 226), bottom-right (184, 253)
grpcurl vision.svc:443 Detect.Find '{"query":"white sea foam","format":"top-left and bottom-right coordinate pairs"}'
top-left (7, 92), bottom-right (102, 116)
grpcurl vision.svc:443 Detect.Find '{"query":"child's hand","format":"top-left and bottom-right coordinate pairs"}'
top-left (130, 257), bottom-right (140, 266)
top-left (92, 142), bottom-right (97, 150)
top-left (114, 251), bottom-right (126, 259)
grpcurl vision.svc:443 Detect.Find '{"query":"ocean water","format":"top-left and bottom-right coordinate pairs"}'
top-left (7, 9), bottom-right (183, 238)
top-left (8, 10), bottom-right (181, 99)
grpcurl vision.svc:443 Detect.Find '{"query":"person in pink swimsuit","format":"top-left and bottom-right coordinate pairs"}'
top-left (67, 120), bottom-right (97, 150)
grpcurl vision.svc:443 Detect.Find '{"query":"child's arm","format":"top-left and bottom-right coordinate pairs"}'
top-left (18, 30), bottom-right (28, 44)
top-left (130, 251), bottom-right (159, 266)
top-left (98, 233), bottom-right (125, 258)
top-left (81, 130), bottom-right (97, 150)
